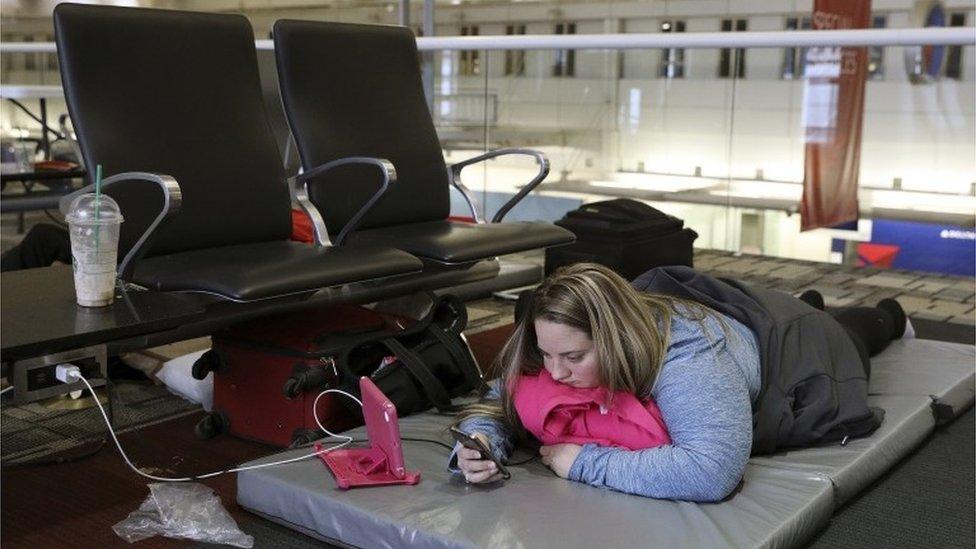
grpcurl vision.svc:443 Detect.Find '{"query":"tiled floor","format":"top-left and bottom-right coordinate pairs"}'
top-left (693, 249), bottom-right (975, 325)
top-left (479, 249), bottom-right (976, 329)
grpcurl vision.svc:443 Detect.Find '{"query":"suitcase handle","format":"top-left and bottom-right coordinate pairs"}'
top-left (282, 359), bottom-right (335, 399)
top-left (191, 349), bottom-right (226, 380)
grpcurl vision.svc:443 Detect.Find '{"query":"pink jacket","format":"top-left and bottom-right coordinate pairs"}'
top-left (512, 370), bottom-right (671, 450)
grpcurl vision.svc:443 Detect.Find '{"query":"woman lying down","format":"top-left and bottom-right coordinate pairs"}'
top-left (449, 263), bottom-right (908, 502)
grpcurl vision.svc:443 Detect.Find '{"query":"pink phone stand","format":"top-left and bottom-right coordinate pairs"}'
top-left (317, 376), bottom-right (421, 489)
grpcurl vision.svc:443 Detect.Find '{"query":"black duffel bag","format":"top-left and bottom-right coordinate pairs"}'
top-left (545, 198), bottom-right (697, 280)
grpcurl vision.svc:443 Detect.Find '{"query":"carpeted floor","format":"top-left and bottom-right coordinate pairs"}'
top-left (809, 406), bottom-right (975, 548)
top-left (1, 380), bottom-right (200, 466)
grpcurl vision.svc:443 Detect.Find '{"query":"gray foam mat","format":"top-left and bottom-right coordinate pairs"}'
top-left (237, 338), bottom-right (974, 548)
top-left (239, 413), bottom-right (833, 549)
top-left (748, 338), bottom-right (974, 505)
top-left (868, 339), bottom-right (975, 418)
top-left (750, 394), bottom-right (935, 505)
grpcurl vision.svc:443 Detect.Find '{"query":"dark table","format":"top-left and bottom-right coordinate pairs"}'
top-left (1, 169), bottom-right (87, 217)
top-left (0, 169), bottom-right (87, 185)
top-left (1, 265), bottom-right (205, 404)
top-left (1, 168), bottom-right (86, 238)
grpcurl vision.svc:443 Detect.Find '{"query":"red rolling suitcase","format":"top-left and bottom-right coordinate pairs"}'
top-left (192, 305), bottom-right (395, 447)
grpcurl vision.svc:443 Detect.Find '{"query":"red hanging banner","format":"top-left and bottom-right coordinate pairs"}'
top-left (800, 0), bottom-right (871, 231)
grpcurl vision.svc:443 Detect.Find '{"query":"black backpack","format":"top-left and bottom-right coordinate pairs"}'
top-left (331, 294), bottom-right (488, 416)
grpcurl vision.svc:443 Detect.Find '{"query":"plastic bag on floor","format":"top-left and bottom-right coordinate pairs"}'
top-left (113, 482), bottom-right (253, 548)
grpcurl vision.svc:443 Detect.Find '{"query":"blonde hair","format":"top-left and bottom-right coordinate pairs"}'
top-left (456, 262), bottom-right (709, 436)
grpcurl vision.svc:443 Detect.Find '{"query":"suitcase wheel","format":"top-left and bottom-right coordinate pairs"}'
top-left (191, 349), bottom-right (225, 380)
top-left (194, 411), bottom-right (229, 440)
top-left (290, 428), bottom-right (322, 447)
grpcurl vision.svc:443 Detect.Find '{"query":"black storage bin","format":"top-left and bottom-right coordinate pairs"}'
top-left (544, 199), bottom-right (697, 280)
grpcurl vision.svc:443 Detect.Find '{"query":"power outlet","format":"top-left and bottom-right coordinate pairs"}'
top-left (26, 360), bottom-right (99, 391)
top-left (26, 365), bottom-right (58, 392)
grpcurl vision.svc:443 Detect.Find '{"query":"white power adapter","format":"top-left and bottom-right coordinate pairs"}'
top-left (55, 364), bottom-right (82, 383)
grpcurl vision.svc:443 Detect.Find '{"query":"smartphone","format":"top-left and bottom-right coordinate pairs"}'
top-left (449, 426), bottom-right (511, 480)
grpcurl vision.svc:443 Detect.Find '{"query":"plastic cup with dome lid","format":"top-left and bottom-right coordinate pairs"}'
top-left (65, 192), bottom-right (124, 307)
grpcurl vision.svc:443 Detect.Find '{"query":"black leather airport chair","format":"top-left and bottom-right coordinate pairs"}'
top-left (256, 49), bottom-right (301, 178)
top-left (272, 20), bottom-right (575, 265)
top-left (53, 4), bottom-right (423, 303)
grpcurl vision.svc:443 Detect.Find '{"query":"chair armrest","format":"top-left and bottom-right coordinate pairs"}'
top-left (59, 172), bottom-right (182, 282)
top-left (449, 148), bottom-right (550, 224)
top-left (289, 156), bottom-right (397, 247)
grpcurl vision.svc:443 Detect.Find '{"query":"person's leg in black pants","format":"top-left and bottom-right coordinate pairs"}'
top-left (800, 290), bottom-right (907, 378)
top-left (0, 223), bottom-right (71, 272)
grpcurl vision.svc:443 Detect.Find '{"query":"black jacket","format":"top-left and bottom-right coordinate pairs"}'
top-left (632, 266), bottom-right (883, 455)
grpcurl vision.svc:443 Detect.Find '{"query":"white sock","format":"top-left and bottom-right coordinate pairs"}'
top-left (903, 317), bottom-right (916, 339)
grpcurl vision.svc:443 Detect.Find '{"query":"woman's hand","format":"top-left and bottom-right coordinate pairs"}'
top-left (456, 432), bottom-right (504, 484)
top-left (539, 443), bottom-right (582, 478)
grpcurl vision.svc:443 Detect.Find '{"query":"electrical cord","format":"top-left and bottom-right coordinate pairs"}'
top-left (71, 371), bottom-right (359, 482)
top-left (401, 437), bottom-right (454, 451)
top-left (311, 388), bottom-right (361, 444)
top-left (290, 355), bottom-right (456, 454)
top-left (0, 377), bottom-right (110, 468)
top-left (2, 377), bottom-right (123, 468)
top-left (32, 368), bottom-right (476, 479)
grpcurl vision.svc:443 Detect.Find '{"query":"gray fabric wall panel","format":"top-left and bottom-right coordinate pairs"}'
top-left (239, 413), bottom-right (834, 549)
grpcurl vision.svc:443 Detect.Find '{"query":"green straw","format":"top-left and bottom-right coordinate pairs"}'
top-left (94, 164), bottom-right (102, 249)
top-left (94, 165), bottom-right (102, 209)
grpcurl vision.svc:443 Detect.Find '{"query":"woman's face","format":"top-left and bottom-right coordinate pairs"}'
top-left (534, 319), bottom-right (601, 388)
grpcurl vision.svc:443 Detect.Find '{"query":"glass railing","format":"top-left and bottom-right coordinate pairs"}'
top-left (1, 28), bottom-right (973, 275)
top-left (427, 39), bottom-right (975, 276)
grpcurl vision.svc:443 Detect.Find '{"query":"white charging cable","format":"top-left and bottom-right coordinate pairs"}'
top-left (310, 358), bottom-right (364, 446)
top-left (312, 389), bottom-right (363, 444)
top-left (0, 386), bottom-right (13, 396)
top-left (62, 365), bottom-right (361, 482)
